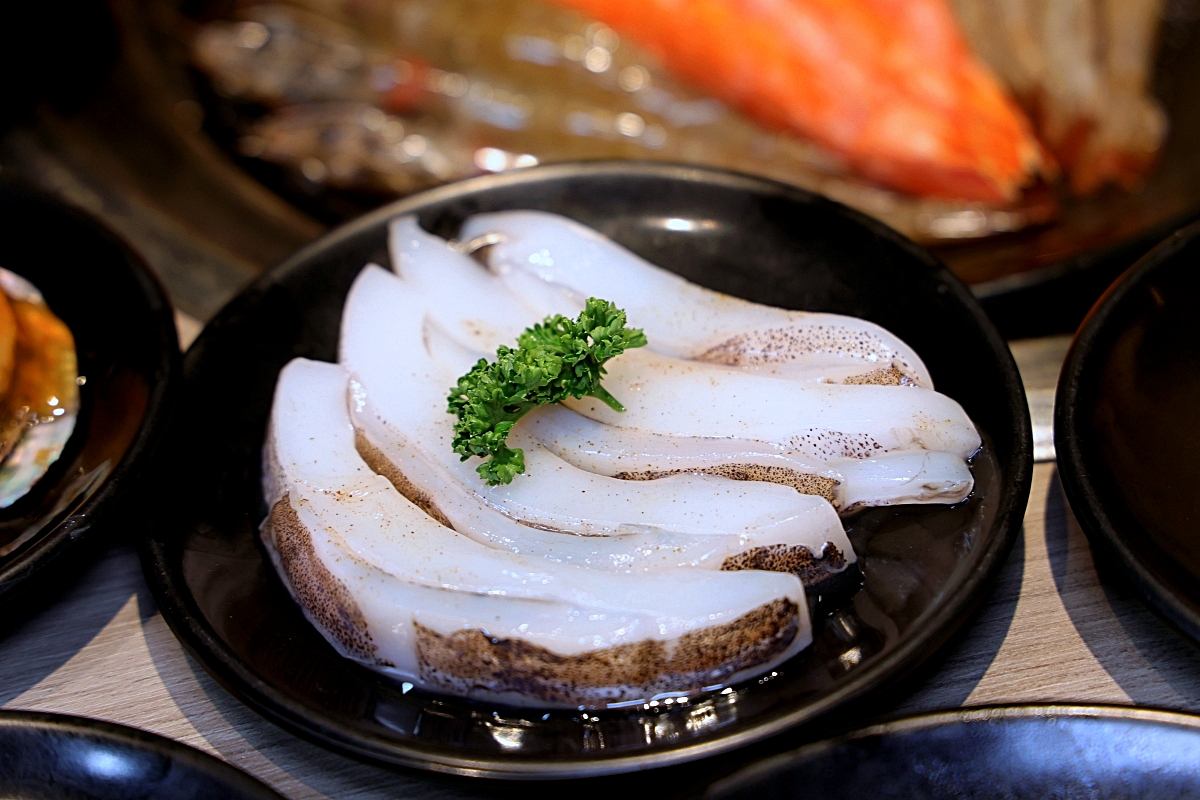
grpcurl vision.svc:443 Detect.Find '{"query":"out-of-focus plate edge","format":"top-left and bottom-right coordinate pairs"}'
top-left (1055, 219), bottom-right (1200, 644)
top-left (705, 704), bottom-right (1200, 799)
top-left (0, 709), bottom-right (285, 799)
top-left (0, 177), bottom-right (181, 618)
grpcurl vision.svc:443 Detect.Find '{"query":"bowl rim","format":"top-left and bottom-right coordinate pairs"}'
top-left (141, 161), bottom-right (1033, 778)
top-left (0, 179), bottom-right (181, 612)
top-left (0, 708), bottom-right (284, 798)
top-left (1055, 218), bottom-right (1200, 643)
top-left (706, 702), bottom-right (1200, 798)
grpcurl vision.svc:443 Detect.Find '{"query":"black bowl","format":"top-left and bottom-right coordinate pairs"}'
top-left (707, 705), bottom-right (1200, 799)
top-left (0, 179), bottom-right (179, 617)
top-left (0, 710), bottom-right (283, 799)
top-left (1056, 219), bottom-right (1200, 643)
top-left (141, 162), bottom-right (1032, 777)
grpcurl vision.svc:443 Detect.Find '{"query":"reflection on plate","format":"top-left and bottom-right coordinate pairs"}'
top-left (141, 163), bottom-right (1031, 777)
top-left (708, 705), bottom-right (1200, 800)
top-left (0, 710), bottom-right (283, 799)
top-left (1056, 219), bottom-right (1200, 644)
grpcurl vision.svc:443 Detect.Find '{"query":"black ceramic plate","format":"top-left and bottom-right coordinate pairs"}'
top-left (0, 179), bottom-right (179, 616)
top-left (141, 162), bottom-right (1032, 778)
top-left (0, 709), bottom-right (283, 799)
top-left (706, 705), bottom-right (1200, 799)
top-left (1056, 220), bottom-right (1200, 643)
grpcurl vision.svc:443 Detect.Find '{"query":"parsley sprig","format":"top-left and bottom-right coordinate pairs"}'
top-left (447, 298), bottom-right (647, 485)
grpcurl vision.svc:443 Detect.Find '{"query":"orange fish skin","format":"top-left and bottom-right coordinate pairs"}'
top-left (551, 0), bottom-right (1048, 202)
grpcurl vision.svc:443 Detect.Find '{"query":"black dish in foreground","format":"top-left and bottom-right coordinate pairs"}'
top-left (141, 163), bottom-right (1032, 778)
top-left (0, 709), bottom-right (283, 799)
top-left (0, 179), bottom-right (179, 617)
top-left (707, 705), bottom-right (1200, 799)
top-left (1056, 219), bottom-right (1200, 644)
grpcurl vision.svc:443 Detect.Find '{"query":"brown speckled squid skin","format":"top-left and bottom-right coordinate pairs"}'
top-left (697, 329), bottom-right (920, 385)
top-left (721, 543), bottom-right (847, 585)
top-left (264, 496), bottom-right (389, 666)
top-left (414, 598), bottom-right (799, 705)
top-left (785, 430), bottom-right (887, 461)
top-left (267, 487), bottom-right (809, 706)
top-left (841, 365), bottom-right (912, 386)
top-left (354, 429), bottom-right (455, 528)
top-left (615, 464), bottom-right (838, 504)
top-left (356, 432), bottom-right (851, 588)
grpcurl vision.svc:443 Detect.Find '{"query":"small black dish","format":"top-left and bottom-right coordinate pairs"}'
top-left (0, 709), bottom-right (283, 799)
top-left (0, 178), bottom-right (179, 617)
top-left (706, 705), bottom-right (1200, 799)
top-left (1056, 219), bottom-right (1200, 643)
top-left (141, 162), bottom-right (1032, 778)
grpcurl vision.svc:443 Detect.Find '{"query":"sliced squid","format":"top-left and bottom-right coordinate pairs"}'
top-left (389, 216), bottom-right (546, 354)
top-left (350, 379), bottom-right (855, 578)
top-left (387, 252), bottom-right (979, 462)
top-left (522, 403), bottom-right (839, 501)
top-left (524, 404), bottom-right (973, 513)
top-left (388, 221), bottom-right (978, 505)
top-left (264, 357), bottom-right (811, 706)
top-left (340, 265), bottom-right (858, 576)
top-left (835, 451), bottom-right (975, 513)
top-left (563, 347), bottom-right (980, 459)
top-left (452, 211), bottom-right (931, 386)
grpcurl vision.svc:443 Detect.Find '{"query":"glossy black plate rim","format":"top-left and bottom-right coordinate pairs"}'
top-left (141, 161), bottom-right (1032, 778)
top-left (0, 708), bottom-right (284, 798)
top-left (0, 181), bottom-right (180, 611)
top-left (1055, 219), bottom-right (1200, 643)
top-left (705, 703), bottom-right (1200, 798)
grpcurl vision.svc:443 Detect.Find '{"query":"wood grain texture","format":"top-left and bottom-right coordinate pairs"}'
top-left (3, 464), bottom-right (1199, 797)
top-left (1009, 335), bottom-right (1072, 462)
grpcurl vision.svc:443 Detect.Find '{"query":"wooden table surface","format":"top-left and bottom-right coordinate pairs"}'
top-left (2, 320), bottom-right (1199, 799)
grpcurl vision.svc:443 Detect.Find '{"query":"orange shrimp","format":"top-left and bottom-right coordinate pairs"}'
top-left (550, 0), bottom-right (1052, 202)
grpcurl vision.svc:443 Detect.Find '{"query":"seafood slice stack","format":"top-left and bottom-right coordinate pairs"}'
top-left (342, 266), bottom-right (857, 578)
top-left (449, 212), bottom-right (980, 512)
top-left (265, 359), bottom-right (810, 706)
top-left (261, 212), bottom-right (982, 706)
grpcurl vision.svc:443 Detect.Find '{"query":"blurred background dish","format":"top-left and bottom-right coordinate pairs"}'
top-left (0, 268), bottom-right (82, 512)
top-left (0, 709), bottom-right (284, 799)
top-left (706, 705), bottom-right (1200, 800)
top-left (183, 0), bottom-right (1056, 231)
top-left (0, 178), bottom-right (178, 619)
top-left (1, 0), bottom-right (1198, 339)
top-left (1056, 219), bottom-right (1200, 645)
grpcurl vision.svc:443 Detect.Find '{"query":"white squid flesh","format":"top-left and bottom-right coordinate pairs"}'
top-left (263, 357), bottom-right (811, 707)
top-left (454, 211), bottom-right (932, 386)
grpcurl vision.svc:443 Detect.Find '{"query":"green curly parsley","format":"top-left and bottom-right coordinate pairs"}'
top-left (447, 298), bottom-right (647, 485)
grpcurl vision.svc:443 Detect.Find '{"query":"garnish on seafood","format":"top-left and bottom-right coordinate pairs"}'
top-left (447, 296), bottom-right (646, 485)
